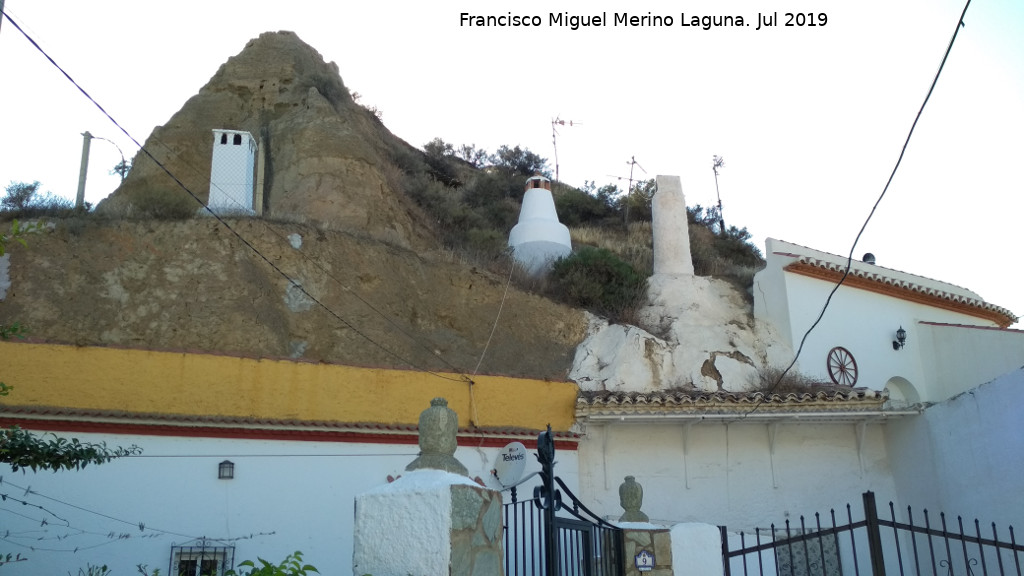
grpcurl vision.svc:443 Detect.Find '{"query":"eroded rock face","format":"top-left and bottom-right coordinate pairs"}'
top-left (2, 219), bottom-right (588, 379)
top-left (98, 31), bottom-right (432, 250)
top-left (570, 274), bottom-right (793, 393)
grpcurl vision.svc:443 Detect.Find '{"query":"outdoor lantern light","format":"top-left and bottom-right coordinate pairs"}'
top-left (218, 460), bottom-right (234, 480)
top-left (892, 326), bottom-right (907, 350)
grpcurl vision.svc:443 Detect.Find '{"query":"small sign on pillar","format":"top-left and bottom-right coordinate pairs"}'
top-left (635, 550), bottom-right (655, 572)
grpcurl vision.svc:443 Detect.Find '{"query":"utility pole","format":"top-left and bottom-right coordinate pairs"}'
top-left (0, 0), bottom-right (6, 35)
top-left (76, 131), bottom-right (93, 209)
top-left (712, 155), bottom-right (726, 234)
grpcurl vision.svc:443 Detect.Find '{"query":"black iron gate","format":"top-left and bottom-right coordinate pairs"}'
top-left (503, 427), bottom-right (624, 576)
top-left (722, 492), bottom-right (1024, 576)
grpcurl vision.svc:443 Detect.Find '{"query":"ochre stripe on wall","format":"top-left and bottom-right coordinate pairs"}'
top-left (0, 342), bottom-right (577, 433)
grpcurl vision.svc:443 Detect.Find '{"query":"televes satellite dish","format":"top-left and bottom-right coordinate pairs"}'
top-left (492, 441), bottom-right (527, 488)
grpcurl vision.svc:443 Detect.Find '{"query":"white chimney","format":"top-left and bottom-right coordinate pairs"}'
top-left (652, 175), bottom-right (694, 276)
top-left (508, 175), bottom-right (572, 274)
top-left (209, 129), bottom-right (257, 215)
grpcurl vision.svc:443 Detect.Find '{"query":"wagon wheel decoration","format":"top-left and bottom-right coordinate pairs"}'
top-left (826, 346), bottom-right (858, 386)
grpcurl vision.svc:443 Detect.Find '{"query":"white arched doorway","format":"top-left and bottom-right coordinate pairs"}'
top-left (884, 376), bottom-right (920, 408)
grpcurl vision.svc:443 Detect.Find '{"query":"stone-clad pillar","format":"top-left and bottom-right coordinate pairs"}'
top-left (617, 476), bottom-right (673, 576)
top-left (353, 398), bottom-right (504, 576)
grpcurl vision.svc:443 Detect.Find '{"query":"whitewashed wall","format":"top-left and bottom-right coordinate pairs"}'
top-left (0, 432), bottom-right (578, 576)
top-left (886, 367), bottom-right (1024, 529)
top-left (577, 420), bottom-right (899, 533)
top-left (754, 239), bottom-right (1024, 402)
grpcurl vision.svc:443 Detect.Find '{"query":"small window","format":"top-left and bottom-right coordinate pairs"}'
top-left (220, 133), bottom-right (227, 145)
top-left (233, 134), bottom-right (242, 145)
top-left (170, 540), bottom-right (234, 576)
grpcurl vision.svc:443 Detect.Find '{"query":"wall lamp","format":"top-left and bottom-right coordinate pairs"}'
top-left (892, 326), bottom-right (907, 350)
top-left (218, 460), bottom-right (235, 480)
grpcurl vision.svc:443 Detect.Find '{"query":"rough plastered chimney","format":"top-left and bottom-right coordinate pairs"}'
top-left (652, 175), bottom-right (694, 276)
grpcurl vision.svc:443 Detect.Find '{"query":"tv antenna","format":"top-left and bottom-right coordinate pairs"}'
top-left (551, 115), bottom-right (580, 182)
top-left (712, 155), bottom-right (726, 233)
top-left (620, 156), bottom-right (647, 226)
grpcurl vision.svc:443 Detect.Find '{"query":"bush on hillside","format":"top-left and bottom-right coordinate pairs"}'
top-left (549, 246), bottom-right (647, 322)
top-left (1, 181), bottom-right (81, 220)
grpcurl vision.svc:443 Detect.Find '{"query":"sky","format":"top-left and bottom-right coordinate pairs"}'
top-left (1, 0), bottom-right (1021, 327)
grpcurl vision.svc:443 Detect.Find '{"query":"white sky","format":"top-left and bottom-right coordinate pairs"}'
top-left (1, 0), bottom-right (1021, 327)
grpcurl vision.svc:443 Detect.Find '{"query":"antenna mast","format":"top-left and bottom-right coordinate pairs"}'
top-left (624, 156), bottom-right (646, 226)
top-left (551, 115), bottom-right (579, 182)
top-left (712, 155), bottom-right (725, 234)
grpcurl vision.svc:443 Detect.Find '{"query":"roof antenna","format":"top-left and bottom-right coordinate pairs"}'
top-left (551, 115), bottom-right (580, 183)
top-left (624, 156), bottom-right (646, 226)
top-left (712, 155), bottom-right (726, 234)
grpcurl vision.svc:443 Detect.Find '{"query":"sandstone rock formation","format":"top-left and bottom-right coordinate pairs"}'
top-left (570, 274), bottom-right (793, 393)
top-left (1, 218), bottom-right (587, 379)
top-left (97, 31), bottom-right (433, 250)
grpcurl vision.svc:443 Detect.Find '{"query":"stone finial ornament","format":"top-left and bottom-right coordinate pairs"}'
top-left (618, 475), bottom-right (650, 522)
top-left (405, 397), bottom-right (469, 476)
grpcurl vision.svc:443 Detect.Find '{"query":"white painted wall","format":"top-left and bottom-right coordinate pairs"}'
top-left (754, 239), bottom-right (1024, 402)
top-left (916, 322), bottom-right (1024, 402)
top-left (886, 367), bottom-right (1024, 529)
top-left (576, 421), bottom-right (899, 533)
top-left (0, 431), bottom-right (578, 576)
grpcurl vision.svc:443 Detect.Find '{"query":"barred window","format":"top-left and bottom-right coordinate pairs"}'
top-left (170, 540), bottom-right (234, 576)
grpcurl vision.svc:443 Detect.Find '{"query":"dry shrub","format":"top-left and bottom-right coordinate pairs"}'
top-left (752, 366), bottom-right (836, 395)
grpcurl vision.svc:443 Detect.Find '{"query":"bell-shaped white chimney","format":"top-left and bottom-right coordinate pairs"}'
top-left (508, 175), bottom-right (572, 274)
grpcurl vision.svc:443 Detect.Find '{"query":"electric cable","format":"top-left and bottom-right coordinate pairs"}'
top-left (746, 0), bottom-right (973, 415)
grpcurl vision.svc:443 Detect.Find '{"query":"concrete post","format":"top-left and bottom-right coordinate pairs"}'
top-left (75, 131), bottom-right (93, 209)
top-left (254, 136), bottom-right (266, 216)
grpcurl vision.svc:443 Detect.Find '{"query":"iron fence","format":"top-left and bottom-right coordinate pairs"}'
top-left (503, 425), bottom-right (624, 576)
top-left (722, 492), bottom-right (1024, 576)
top-left (503, 492), bottom-right (624, 576)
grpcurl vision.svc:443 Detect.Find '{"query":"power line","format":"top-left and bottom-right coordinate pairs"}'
top-left (747, 0), bottom-right (973, 415)
top-left (2, 13), bottom-right (473, 384)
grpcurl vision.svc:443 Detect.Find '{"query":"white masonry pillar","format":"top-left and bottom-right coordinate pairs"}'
top-left (652, 175), bottom-right (694, 276)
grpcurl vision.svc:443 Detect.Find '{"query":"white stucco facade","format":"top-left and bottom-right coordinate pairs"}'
top-left (753, 238), bottom-right (1023, 402)
top-left (0, 432), bottom-right (579, 576)
top-left (886, 367), bottom-right (1024, 529)
top-left (577, 419), bottom-right (899, 532)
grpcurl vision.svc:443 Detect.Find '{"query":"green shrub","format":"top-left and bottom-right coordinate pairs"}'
top-left (549, 246), bottom-right (647, 322)
top-left (226, 551), bottom-right (319, 576)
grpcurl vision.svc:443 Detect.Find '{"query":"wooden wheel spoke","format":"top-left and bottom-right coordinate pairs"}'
top-left (826, 347), bottom-right (858, 386)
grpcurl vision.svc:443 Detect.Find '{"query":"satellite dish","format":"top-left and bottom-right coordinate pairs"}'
top-left (492, 442), bottom-right (528, 488)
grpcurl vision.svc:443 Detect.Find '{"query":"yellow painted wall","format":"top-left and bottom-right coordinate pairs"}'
top-left (0, 342), bottom-right (577, 431)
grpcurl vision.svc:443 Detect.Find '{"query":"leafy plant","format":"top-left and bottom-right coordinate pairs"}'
top-left (72, 564), bottom-right (112, 576)
top-left (226, 551), bottom-right (319, 576)
top-left (1, 428), bottom-right (142, 472)
top-left (549, 246), bottom-right (647, 322)
top-left (1, 181), bottom-right (77, 219)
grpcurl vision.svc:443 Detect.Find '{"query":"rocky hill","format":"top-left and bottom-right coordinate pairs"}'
top-left (97, 31), bottom-right (433, 251)
top-left (3, 31), bottom-right (786, 392)
top-left (2, 31), bottom-right (588, 380)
